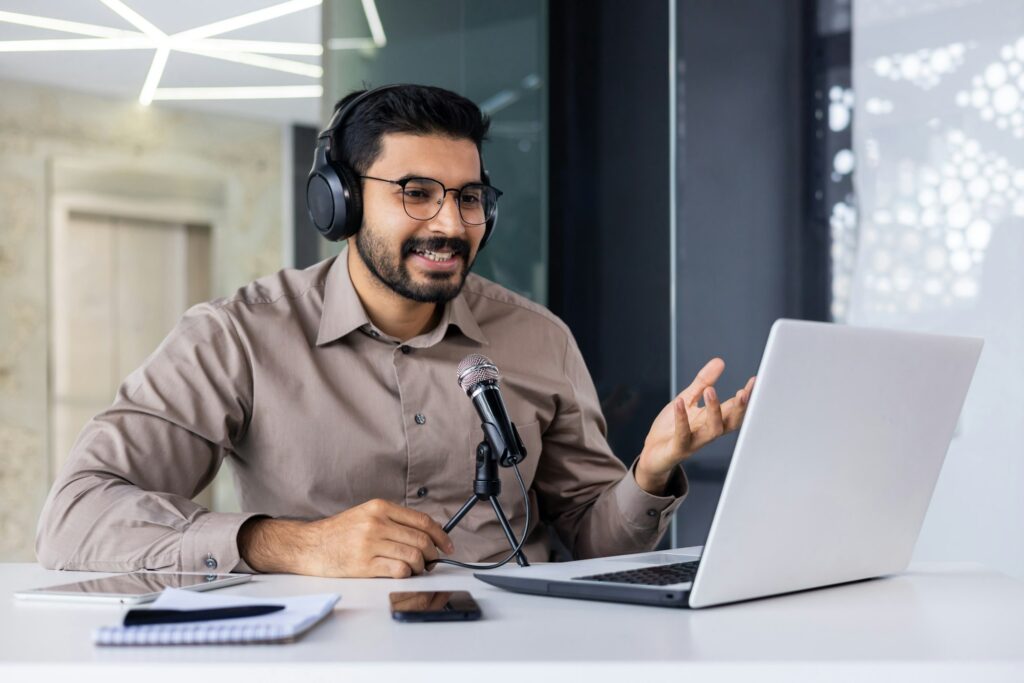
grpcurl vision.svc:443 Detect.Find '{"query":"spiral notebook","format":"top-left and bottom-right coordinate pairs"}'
top-left (94, 587), bottom-right (340, 646)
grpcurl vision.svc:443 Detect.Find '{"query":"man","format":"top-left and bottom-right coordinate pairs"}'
top-left (36, 85), bottom-right (754, 578)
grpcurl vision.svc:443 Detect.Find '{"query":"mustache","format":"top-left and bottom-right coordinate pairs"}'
top-left (402, 237), bottom-right (470, 258)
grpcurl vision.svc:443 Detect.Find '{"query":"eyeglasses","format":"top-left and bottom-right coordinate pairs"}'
top-left (360, 175), bottom-right (502, 226)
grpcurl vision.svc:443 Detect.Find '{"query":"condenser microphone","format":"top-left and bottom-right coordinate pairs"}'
top-left (456, 354), bottom-right (527, 467)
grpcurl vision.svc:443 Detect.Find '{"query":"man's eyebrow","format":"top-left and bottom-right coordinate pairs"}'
top-left (394, 173), bottom-right (483, 185)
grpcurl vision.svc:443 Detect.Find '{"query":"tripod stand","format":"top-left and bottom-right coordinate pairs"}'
top-left (442, 441), bottom-right (530, 567)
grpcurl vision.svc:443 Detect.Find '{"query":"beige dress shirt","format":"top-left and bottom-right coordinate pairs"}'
top-left (36, 251), bottom-right (687, 573)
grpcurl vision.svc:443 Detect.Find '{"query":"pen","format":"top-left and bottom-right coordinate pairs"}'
top-left (123, 605), bottom-right (285, 627)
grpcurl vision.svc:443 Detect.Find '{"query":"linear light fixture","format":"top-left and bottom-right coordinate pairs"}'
top-left (152, 86), bottom-right (324, 101)
top-left (178, 47), bottom-right (323, 79)
top-left (0, 1), bottom-right (385, 104)
top-left (172, 0), bottom-right (323, 42)
top-left (98, 0), bottom-right (165, 41)
top-left (362, 0), bottom-right (387, 47)
top-left (327, 0), bottom-right (386, 51)
top-left (0, 10), bottom-right (135, 38)
top-left (138, 46), bottom-right (169, 106)
top-left (179, 39), bottom-right (323, 56)
top-left (0, 38), bottom-right (152, 52)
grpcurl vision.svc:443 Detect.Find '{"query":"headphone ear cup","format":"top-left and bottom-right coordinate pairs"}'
top-left (333, 163), bottom-right (363, 241)
top-left (306, 136), bottom-right (364, 242)
top-left (307, 139), bottom-right (343, 240)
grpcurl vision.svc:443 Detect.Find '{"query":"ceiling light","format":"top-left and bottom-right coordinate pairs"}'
top-left (0, 2), bottom-right (383, 104)
top-left (327, 0), bottom-right (386, 50)
top-left (361, 0), bottom-right (387, 47)
top-left (0, 10), bottom-right (135, 38)
top-left (138, 46), bottom-right (169, 105)
top-left (326, 38), bottom-right (377, 51)
top-left (178, 47), bottom-right (323, 78)
top-left (0, 38), bottom-right (151, 52)
top-left (173, 0), bottom-right (322, 42)
top-left (151, 86), bottom-right (323, 101)
top-left (98, 0), bottom-right (165, 41)
top-left (177, 39), bottom-right (322, 56)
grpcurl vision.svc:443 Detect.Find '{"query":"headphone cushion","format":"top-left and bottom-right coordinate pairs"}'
top-left (334, 163), bottom-right (363, 241)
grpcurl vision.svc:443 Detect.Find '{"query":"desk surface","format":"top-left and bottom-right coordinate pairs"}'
top-left (3, 558), bottom-right (1024, 682)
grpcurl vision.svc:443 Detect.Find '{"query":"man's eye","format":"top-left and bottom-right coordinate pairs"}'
top-left (460, 194), bottom-right (480, 205)
top-left (404, 189), bottom-right (429, 199)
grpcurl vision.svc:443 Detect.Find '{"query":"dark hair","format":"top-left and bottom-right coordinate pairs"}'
top-left (330, 84), bottom-right (491, 174)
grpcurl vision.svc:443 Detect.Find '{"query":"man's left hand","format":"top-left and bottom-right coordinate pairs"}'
top-left (635, 358), bottom-right (755, 495)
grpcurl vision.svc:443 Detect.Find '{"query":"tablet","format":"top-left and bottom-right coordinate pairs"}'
top-left (14, 572), bottom-right (252, 604)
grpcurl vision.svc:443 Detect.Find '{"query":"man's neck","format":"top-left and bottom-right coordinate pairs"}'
top-left (346, 246), bottom-right (443, 342)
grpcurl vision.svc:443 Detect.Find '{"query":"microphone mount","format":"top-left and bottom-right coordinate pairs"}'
top-left (440, 354), bottom-right (531, 567)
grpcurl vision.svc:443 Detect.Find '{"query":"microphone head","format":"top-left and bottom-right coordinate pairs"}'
top-left (457, 354), bottom-right (500, 393)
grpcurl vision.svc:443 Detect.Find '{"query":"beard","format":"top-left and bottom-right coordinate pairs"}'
top-left (353, 223), bottom-right (474, 303)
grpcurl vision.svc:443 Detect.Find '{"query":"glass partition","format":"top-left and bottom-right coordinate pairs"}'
top-left (322, 0), bottom-right (548, 302)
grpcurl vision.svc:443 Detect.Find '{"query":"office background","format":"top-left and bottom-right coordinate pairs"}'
top-left (0, 0), bottom-right (1020, 580)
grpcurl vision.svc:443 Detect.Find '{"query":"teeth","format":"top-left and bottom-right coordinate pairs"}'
top-left (415, 249), bottom-right (454, 262)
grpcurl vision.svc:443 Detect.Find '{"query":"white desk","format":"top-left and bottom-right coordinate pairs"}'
top-left (2, 558), bottom-right (1023, 682)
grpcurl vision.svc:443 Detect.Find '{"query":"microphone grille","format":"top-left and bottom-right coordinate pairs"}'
top-left (457, 354), bottom-right (500, 392)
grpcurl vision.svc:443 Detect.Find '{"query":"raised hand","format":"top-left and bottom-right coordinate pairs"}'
top-left (635, 358), bottom-right (755, 494)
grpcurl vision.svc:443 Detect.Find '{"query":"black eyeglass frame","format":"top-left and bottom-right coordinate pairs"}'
top-left (360, 175), bottom-right (503, 225)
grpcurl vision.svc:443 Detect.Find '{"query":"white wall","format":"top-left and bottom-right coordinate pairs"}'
top-left (851, 0), bottom-right (1024, 578)
top-left (0, 78), bottom-right (284, 561)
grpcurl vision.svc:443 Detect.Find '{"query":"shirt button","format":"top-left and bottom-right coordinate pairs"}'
top-left (415, 414), bottom-right (426, 425)
top-left (646, 509), bottom-right (658, 518)
top-left (400, 345), bottom-right (412, 355)
top-left (417, 486), bottom-right (429, 498)
top-left (204, 554), bottom-right (218, 570)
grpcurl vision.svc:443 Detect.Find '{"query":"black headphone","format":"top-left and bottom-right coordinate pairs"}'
top-left (305, 84), bottom-right (498, 249)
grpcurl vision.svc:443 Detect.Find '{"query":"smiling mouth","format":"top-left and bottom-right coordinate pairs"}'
top-left (411, 248), bottom-right (458, 263)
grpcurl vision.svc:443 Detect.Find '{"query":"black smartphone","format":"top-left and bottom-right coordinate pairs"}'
top-left (389, 590), bottom-right (482, 622)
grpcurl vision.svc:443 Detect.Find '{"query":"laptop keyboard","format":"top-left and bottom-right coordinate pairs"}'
top-left (575, 560), bottom-right (699, 586)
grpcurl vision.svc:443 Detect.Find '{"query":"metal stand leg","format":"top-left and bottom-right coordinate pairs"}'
top-left (442, 442), bottom-right (530, 566)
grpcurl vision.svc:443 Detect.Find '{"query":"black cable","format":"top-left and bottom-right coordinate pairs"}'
top-left (426, 463), bottom-right (531, 571)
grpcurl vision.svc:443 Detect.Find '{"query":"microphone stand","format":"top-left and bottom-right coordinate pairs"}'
top-left (442, 440), bottom-right (530, 567)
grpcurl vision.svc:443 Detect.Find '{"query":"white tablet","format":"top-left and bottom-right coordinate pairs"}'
top-left (14, 571), bottom-right (252, 604)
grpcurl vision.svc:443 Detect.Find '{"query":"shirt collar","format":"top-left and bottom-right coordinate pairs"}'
top-left (316, 251), bottom-right (488, 348)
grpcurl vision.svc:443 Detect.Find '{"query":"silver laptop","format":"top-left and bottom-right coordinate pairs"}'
top-left (476, 319), bottom-right (983, 608)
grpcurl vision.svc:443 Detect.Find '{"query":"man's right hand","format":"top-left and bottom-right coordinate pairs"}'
top-left (237, 499), bottom-right (455, 578)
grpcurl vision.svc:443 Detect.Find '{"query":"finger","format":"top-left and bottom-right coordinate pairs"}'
top-left (699, 386), bottom-right (724, 443)
top-left (380, 502), bottom-right (455, 553)
top-left (674, 396), bottom-right (692, 451)
top-left (679, 358), bottom-right (726, 407)
top-left (722, 391), bottom-right (746, 432)
top-left (373, 540), bottom-right (426, 575)
top-left (371, 556), bottom-right (413, 579)
top-left (743, 376), bottom-right (756, 404)
top-left (381, 523), bottom-right (440, 563)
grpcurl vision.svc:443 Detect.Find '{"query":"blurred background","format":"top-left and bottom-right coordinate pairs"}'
top-left (0, 0), bottom-right (1020, 579)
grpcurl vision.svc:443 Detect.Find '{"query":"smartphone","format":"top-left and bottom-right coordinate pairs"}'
top-left (389, 590), bottom-right (482, 622)
top-left (14, 572), bottom-right (252, 605)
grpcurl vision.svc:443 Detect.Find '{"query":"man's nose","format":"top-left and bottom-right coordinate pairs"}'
top-left (429, 190), bottom-right (467, 236)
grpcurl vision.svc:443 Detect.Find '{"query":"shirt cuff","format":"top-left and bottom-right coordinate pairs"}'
top-left (615, 458), bottom-right (689, 530)
top-left (180, 511), bottom-right (265, 573)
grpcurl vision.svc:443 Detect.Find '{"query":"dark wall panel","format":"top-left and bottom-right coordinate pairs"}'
top-left (549, 0), bottom-right (672, 470)
top-left (673, 0), bottom-right (813, 547)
